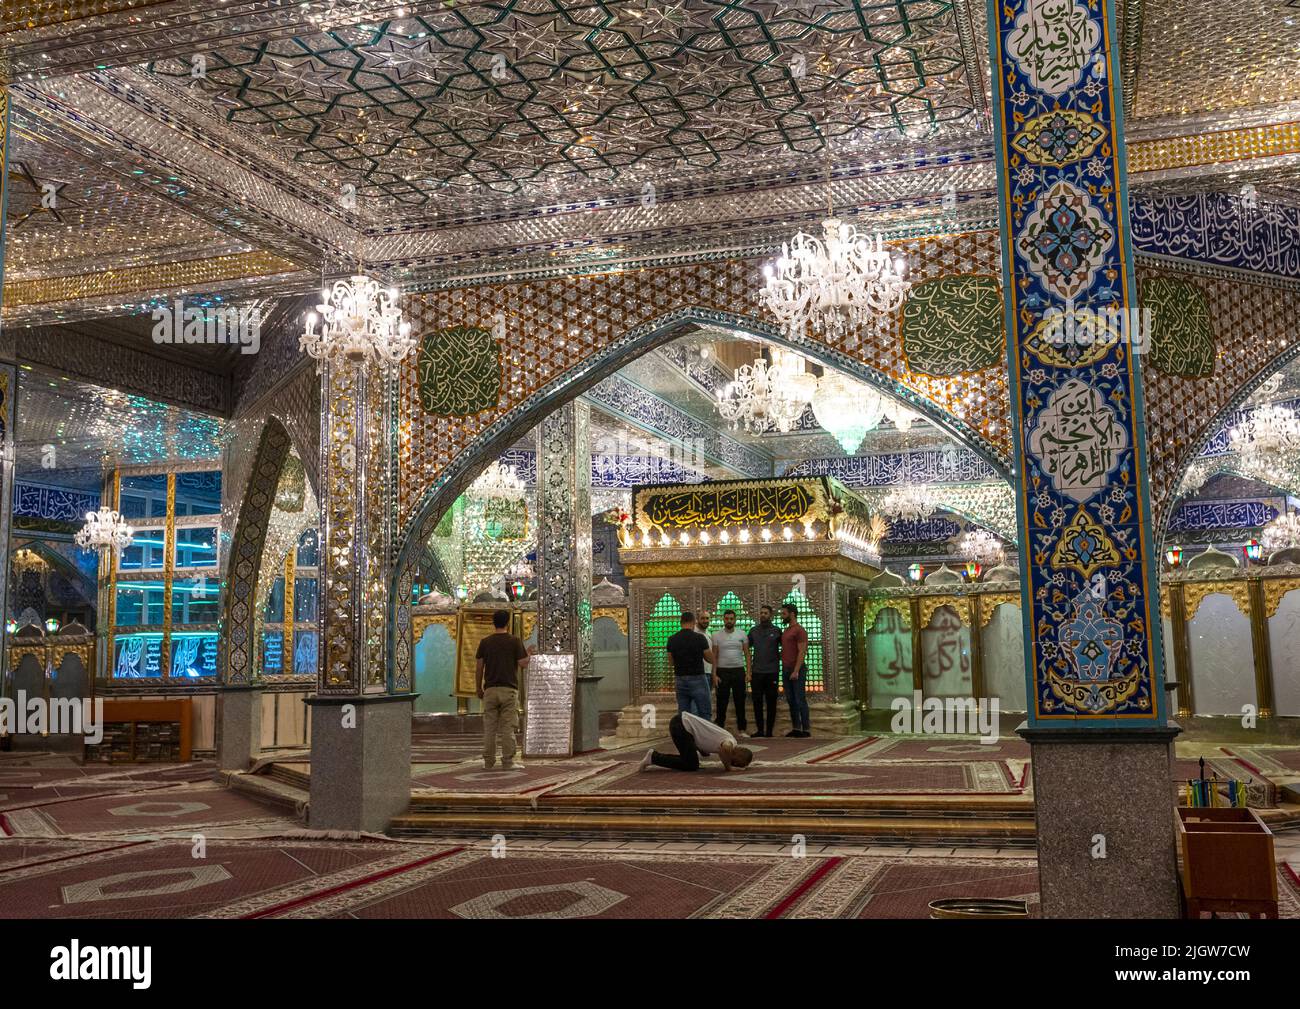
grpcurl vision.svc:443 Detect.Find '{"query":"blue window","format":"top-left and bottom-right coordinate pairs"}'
top-left (293, 577), bottom-right (318, 623)
top-left (174, 526), bottom-right (217, 569)
top-left (118, 529), bottom-right (167, 572)
top-left (296, 529), bottom-right (319, 567)
top-left (115, 584), bottom-right (166, 626)
top-left (173, 579), bottom-right (219, 624)
top-left (174, 471), bottom-right (222, 516)
top-left (119, 474), bottom-right (168, 520)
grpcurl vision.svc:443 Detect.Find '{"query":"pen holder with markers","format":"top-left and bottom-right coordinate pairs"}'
top-left (1183, 756), bottom-right (1251, 808)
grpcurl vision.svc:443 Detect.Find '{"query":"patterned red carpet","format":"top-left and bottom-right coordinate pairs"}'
top-left (1, 836), bottom-right (1296, 919)
top-left (553, 759), bottom-right (1020, 795)
top-left (412, 760), bottom-right (616, 795)
top-left (0, 756), bottom-right (298, 839)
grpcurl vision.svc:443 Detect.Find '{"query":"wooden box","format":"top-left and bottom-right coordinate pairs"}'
top-left (1177, 806), bottom-right (1277, 918)
top-left (84, 698), bottom-right (192, 763)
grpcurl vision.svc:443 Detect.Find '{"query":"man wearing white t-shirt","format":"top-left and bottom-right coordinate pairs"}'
top-left (710, 609), bottom-right (750, 735)
top-left (639, 711), bottom-right (754, 772)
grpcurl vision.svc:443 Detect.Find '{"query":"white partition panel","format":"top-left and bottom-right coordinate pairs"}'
top-left (921, 605), bottom-right (972, 699)
top-left (413, 622), bottom-right (458, 714)
top-left (866, 608), bottom-right (912, 708)
top-left (593, 615), bottom-right (630, 712)
top-left (1160, 611), bottom-right (1175, 692)
top-left (1187, 594), bottom-right (1256, 716)
top-left (981, 603), bottom-right (1027, 711)
top-left (1268, 588), bottom-right (1300, 716)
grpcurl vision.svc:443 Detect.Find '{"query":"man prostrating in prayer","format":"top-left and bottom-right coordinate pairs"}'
top-left (638, 710), bottom-right (754, 773)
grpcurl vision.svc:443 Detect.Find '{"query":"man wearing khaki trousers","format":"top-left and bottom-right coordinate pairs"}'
top-left (475, 609), bottom-right (533, 769)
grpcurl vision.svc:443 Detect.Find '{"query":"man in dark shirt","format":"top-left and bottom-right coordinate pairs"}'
top-left (666, 611), bottom-right (713, 720)
top-left (746, 604), bottom-right (782, 737)
top-left (781, 602), bottom-right (811, 738)
top-left (475, 609), bottom-right (532, 769)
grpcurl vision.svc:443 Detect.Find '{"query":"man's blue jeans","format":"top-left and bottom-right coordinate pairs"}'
top-left (783, 667), bottom-right (810, 731)
top-left (675, 674), bottom-right (712, 720)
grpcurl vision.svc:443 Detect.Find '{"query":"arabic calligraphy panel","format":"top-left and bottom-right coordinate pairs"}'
top-left (1026, 380), bottom-right (1129, 503)
top-left (1006, 0), bottom-right (1100, 95)
top-left (417, 326), bottom-right (501, 416)
top-left (634, 478), bottom-right (829, 533)
top-left (901, 275), bottom-right (1005, 377)
top-left (981, 602), bottom-right (1028, 711)
top-left (1142, 276), bottom-right (1216, 379)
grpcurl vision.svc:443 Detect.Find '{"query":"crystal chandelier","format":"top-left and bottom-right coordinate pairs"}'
top-left (301, 274), bottom-right (415, 371)
top-left (761, 217), bottom-right (910, 341)
top-left (883, 398), bottom-right (920, 432)
top-left (716, 349), bottom-right (816, 434)
top-left (879, 485), bottom-right (935, 523)
top-left (810, 371), bottom-right (885, 454)
top-left (1260, 512), bottom-right (1300, 555)
top-left (74, 508), bottom-right (134, 554)
top-left (958, 528), bottom-right (1004, 566)
top-left (470, 460), bottom-right (527, 501)
top-left (1228, 402), bottom-right (1300, 456)
top-left (11, 548), bottom-right (48, 578)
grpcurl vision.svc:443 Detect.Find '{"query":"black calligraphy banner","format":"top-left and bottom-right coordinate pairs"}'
top-left (634, 477), bottom-right (831, 531)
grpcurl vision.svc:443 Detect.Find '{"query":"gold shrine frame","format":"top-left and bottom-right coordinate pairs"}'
top-left (454, 609), bottom-right (499, 697)
top-left (632, 476), bottom-right (836, 534)
top-left (451, 607), bottom-right (528, 697)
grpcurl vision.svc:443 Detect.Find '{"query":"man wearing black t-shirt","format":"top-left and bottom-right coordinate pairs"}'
top-left (746, 604), bottom-right (783, 737)
top-left (666, 611), bottom-right (714, 719)
top-left (475, 609), bottom-right (533, 770)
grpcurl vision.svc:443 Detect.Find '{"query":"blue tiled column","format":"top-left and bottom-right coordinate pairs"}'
top-left (988, 0), bottom-right (1180, 916)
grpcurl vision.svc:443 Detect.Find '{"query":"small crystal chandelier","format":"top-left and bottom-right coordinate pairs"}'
top-left (760, 197), bottom-right (910, 341)
top-left (810, 371), bottom-right (885, 455)
top-left (11, 548), bottom-right (48, 578)
top-left (879, 485), bottom-right (935, 523)
top-left (958, 528), bottom-right (1004, 566)
top-left (716, 349), bottom-right (816, 434)
top-left (883, 398), bottom-right (920, 432)
top-left (1228, 402), bottom-right (1300, 457)
top-left (301, 274), bottom-right (415, 371)
top-left (470, 460), bottom-right (527, 501)
top-left (74, 508), bottom-right (134, 554)
top-left (1260, 512), bottom-right (1300, 555)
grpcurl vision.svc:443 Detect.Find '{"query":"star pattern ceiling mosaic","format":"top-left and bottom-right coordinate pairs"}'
top-left (146, 0), bottom-right (985, 214)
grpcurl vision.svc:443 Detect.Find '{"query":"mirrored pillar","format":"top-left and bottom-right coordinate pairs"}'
top-left (309, 359), bottom-right (411, 830)
top-left (0, 89), bottom-right (14, 678)
top-left (536, 400), bottom-right (597, 748)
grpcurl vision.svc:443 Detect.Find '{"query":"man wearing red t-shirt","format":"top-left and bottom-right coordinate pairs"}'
top-left (780, 602), bottom-right (811, 738)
